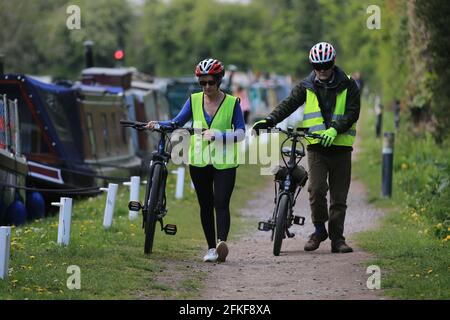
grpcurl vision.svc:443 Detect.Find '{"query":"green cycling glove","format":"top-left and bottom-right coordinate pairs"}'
top-left (252, 117), bottom-right (275, 135)
top-left (320, 127), bottom-right (337, 147)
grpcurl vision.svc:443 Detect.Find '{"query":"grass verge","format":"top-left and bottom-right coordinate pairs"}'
top-left (0, 158), bottom-right (268, 299)
top-left (353, 97), bottom-right (449, 299)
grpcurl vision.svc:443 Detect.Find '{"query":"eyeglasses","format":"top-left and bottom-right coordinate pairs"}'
top-left (199, 80), bottom-right (217, 86)
top-left (311, 61), bottom-right (334, 71)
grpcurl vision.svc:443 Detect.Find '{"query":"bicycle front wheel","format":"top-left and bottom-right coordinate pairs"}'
top-left (273, 194), bottom-right (289, 256)
top-left (144, 164), bottom-right (162, 254)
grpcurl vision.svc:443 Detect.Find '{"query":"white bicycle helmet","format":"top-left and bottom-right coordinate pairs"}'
top-left (309, 42), bottom-right (336, 64)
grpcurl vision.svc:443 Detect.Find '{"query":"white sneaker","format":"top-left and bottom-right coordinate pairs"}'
top-left (216, 241), bottom-right (229, 262)
top-left (203, 248), bottom-right (218, 262)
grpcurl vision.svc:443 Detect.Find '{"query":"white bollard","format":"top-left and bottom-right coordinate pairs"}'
top-left (123, 176), bottom-right (140, 220)
top-left (52, 197), bottom-right (73, 246)
top-left (0, 226), bottom-right (11, 280)
top-left (171, 167), bottom-right (185, 199)
top-left (101, 183), bottom-right (118, 229)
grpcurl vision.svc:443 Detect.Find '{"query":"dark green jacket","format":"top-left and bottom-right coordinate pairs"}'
top-left (268, 66), bottom-right (360, 152)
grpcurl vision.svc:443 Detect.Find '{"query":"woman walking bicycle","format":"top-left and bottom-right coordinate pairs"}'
top-left (147, 58), bottom-right (245, 262)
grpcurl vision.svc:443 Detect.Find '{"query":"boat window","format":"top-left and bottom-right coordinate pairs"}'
top-left (101, 113), bottom-right (110, 155)
top-left (86, 112), bottom-right (96, 156)
top-left (110, 113), bottom-right (118, 154)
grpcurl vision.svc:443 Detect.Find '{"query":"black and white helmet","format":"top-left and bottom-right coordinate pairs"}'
top-left (309, 42), bottom-right (336, 64)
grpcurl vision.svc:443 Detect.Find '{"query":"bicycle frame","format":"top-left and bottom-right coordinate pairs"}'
top-left (143, 132), bottom-right (170, 229)
top-left (259, 127), bottom-right (321, 240)
top-left (121, 119), bottom-right (186, 254)
top-left (272, 131), bottom-right (307, 233)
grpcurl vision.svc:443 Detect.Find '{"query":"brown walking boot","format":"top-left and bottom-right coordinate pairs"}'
top-left (304, 232), bottom-right (328, 251)
top-left (331, 240), bottom-right (353, 253)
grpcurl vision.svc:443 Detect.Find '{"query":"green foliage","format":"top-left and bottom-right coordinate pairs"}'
top-left (0, 0), bottom-right (133, 78)
top-left (319, 0), bottom-right (409, 102)
top-left (414, 1), bottom-right (450, 142)
top-left (0, 0), bottom-right (67, 75)
top-left (355, 98), bottom-right (450, 237)
top-left (0, 0), bottom-right (448, 141)
top-left (354, 99), bottom-right (449, 299)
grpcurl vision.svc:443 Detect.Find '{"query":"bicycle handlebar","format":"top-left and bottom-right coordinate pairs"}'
top-left (271, 127), bottom-right (323, 140)
top-left (119, 119), bottom-right (208, 136)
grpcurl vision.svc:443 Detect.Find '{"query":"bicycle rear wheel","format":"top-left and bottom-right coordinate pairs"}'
top-left (144, 164), bottom-right (162, 254)
top-left (273, 194), bottom-right (289, 256)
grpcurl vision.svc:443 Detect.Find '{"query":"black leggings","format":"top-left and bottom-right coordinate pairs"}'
top-left (189, 165), bottom-right (237, 249)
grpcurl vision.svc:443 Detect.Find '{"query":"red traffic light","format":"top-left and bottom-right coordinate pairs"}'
top-left (114, 49), bottom-right (124, 60)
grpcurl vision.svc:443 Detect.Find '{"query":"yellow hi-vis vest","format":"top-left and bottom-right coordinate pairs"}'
top-left (189, 92), bottom-right (239, 169)
top-left (299, 88), bottom-right (356, 146)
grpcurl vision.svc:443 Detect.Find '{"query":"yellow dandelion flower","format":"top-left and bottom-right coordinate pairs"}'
top-left (427, 269), bottom-right (433, 274)
top-left (29, 255), bottom-right (35, 260)
top-left (401, 163), bottom-right (408, 170)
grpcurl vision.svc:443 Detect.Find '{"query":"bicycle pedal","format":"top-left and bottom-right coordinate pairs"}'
top-left (128, 201), bottom-right (142, 211)
top-left (163, 224), bottom-right (177, 235)
top-left (258, 221), bottom-right (273, 231)
top-left (293, 215), bottom-right (305, 226)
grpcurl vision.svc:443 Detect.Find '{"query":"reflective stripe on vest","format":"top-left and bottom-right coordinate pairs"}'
top-left (299, 88), bottom-right (356, 147)
top-left (189, 92), bottom-right (239, 169)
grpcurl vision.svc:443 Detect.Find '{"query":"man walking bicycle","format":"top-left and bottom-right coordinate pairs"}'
top-left (253, 42), bottom-right (360, 253)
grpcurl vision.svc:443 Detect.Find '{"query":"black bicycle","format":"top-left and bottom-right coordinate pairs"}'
top-left (258, 126), bottom-right (322, 256)
top-left (120, 119), bottom-right (201, 254)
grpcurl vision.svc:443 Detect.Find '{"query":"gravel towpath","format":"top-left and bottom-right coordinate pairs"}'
top-left (196, 149), bottom-right (388, 300)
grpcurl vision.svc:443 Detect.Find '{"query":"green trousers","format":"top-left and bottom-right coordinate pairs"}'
top-left (307, 149), bottom-right (352, 242)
